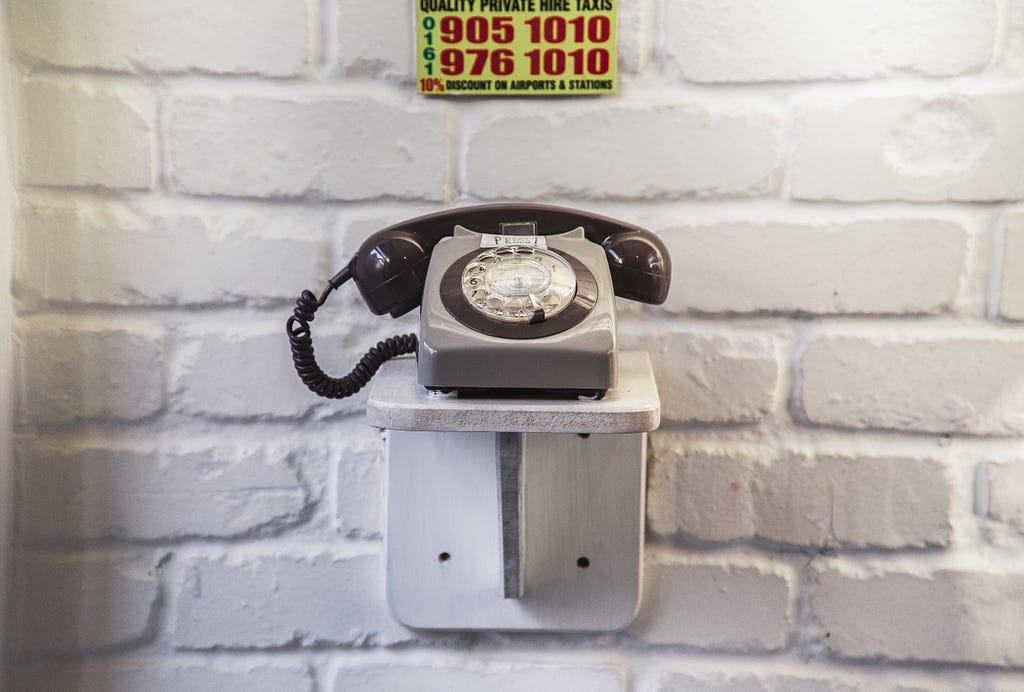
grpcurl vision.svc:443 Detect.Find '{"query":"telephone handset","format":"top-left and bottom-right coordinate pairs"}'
top-left (287, 203), bottom-right (671, 399)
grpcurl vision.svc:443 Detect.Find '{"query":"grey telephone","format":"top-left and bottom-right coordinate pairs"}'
top-left (286, 203), bottom-right (671, 398)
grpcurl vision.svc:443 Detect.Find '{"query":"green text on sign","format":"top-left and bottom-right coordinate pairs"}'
top-left (416, 0), bottom-right (617, 96)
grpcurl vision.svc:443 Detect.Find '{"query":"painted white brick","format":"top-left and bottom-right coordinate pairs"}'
top-left (1013, 34), bottom-right (1024, 81)
top-left (10, 0), bottom-right (308, 76)
top-left (337, 443), bottom-right (384, 538)
top-left (677, 678), bottom-right (949, 692)
top-left (1004, 28), bottom-right (1024, 77)
top-left (338, 0), bottom-right (411, 78)
top-left (792, 92), bottom-right (1024, 202)
top-left (648, 451), bottom-right (950, 549)
top-left (333, 663), bottom-right (622, 692)
top-left (12, 663), bottom-right (311, 692)
top-left (655, 673), bottom-right (867, 692)
top-left (665, 0), bottom-right (996, 83)
top-left (647, 450), bottom-right (757, 543)
top-left (752, 454), bottom-right (951, 549)
top-left (988, 461), bottom-right (1024, 533)
top-left (167, 95), bottom-right (446, 201)
top-left (800, 335), bottom-right (1024, 435)
top-left (643, 331), bottom-right (780, 424)
top-left (175, 554), bottom-right (412, 648)
top-left (466, 105), bottom-right (780, 200)
top-left (617, 0), bottom-right (652, 73)
top-left (13, 662), bottom-right (312, 692)
top-left (174, 321), bottom-right (409, 419)
top-left (19, 554), bottom-right (161, 653)
top-left (18, 324), bottom-right (164, 423)
top-left (813, 567), bottom-right (1024, 665)
top-left (18, 445), bottom-right (314, 542)
top-left (661, 220), bottom-right (968, 315)
top-left (174, 331), bottom-right (321, 420)
top-left (14, 207), bottom-right (320, 306)
top-left (1000, 209), bottom-right (1024, 320)
top-left (19, 81), bottom-right (154, 189)
top-left (630, 561), bottom-right (793, 650)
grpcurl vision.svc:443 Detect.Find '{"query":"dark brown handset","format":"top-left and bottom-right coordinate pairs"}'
top-left (287, 203), bottom-right (671, 399)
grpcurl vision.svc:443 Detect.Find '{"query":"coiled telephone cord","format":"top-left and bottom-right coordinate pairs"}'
top-left (286, 264), bottom-right (418, 399)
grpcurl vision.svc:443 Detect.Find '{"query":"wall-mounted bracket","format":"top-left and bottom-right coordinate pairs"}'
top-left (496, 431), bottom-right (525, 600)
top-left (367, 351), bottom-right (660, 631)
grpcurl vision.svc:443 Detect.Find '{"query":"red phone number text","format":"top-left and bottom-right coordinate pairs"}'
top-left (426, 14), bottom-right (610, 44)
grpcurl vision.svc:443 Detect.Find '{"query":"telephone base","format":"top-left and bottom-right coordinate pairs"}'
top-left (423, 386), bottom-right (606, 400)
top-left (416, 229), bottom-right (619, 395)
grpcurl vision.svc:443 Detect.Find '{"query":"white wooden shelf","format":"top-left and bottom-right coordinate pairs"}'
top-left (366, 350), bottom-right (660, 434)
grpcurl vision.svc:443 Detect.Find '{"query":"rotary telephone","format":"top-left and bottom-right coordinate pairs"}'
top-left (287, 203), bottom-right (671, 399)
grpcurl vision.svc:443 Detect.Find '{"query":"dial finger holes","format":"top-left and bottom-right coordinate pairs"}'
top-left (461, 247), bottom-right (577, 324)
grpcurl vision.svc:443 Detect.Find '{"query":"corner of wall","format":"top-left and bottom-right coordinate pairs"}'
top-left (0, 1), bottom-right (18, 687)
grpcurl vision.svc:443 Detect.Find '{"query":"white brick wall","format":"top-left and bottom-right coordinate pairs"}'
top-left (812, 566), bottom-right (1024, 665)
top-left (19, 80), bottom-right (155, 189)
top-left (19, 554), bottom-right (163, 654)
top-left (661, 219), bottom-right (970, 315)
top-left (14, 206), bottom-right (321, 306)
top-left (664, 0), bottom-right (998, 82)
top-left (166, 95), bottom-right (447, 200)
top-left (800, 334), bottom-right (1024, 434)
top-left (5, 0), bottom-right (1024, 690)
top-left (466, 104), bottom-right (781, 199)
top-left (1001, 209), bottom-right (1024, 319)
top-left (14, 662), bottom-right (313, 692)
top-left (10, 0), bottom-right (310, 76)
top-left (647, 450), bottom-right (952, 549)
top-left (629, 557), bottom-right (794, 650)
top-left (987, 460), bottom-right (1024, 535)
top-left (332, 663), bottom-right (623, 692)
top-left (791, 92), bottom-right (1024, 202)
top-left (640, 331), bottom-right (781, 424)
top-left (175, 554), bottom-right (413, 649)
top-left (0, 7), bottom-right (16, 685)
top-left (18, 445), bottom-right (318, 542)
top-left (17, 321), bottom-right (165, 423)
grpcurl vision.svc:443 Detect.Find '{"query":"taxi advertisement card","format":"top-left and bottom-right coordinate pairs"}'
top-left (416, 0), bottom-right (617, 96)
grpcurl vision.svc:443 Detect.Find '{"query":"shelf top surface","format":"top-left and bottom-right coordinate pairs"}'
top-left (366, 350), bottom-right (661, 433)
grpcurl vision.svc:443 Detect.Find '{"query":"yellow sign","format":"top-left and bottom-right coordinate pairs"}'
top-left (416, 0), bottom-right (617, 96)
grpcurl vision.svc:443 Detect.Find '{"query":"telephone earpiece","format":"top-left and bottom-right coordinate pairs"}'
top-left (599, 229), bottom-right (671, 305)
top-left (351, 229), bottom-right (436, 318)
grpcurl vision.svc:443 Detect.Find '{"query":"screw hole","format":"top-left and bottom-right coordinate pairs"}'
top-left (576, 556), bottom-right (590, 569)
top-left (577, 433), bottom-right (591, 439)
top-left (438, 552), bottom-right (451, 563)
